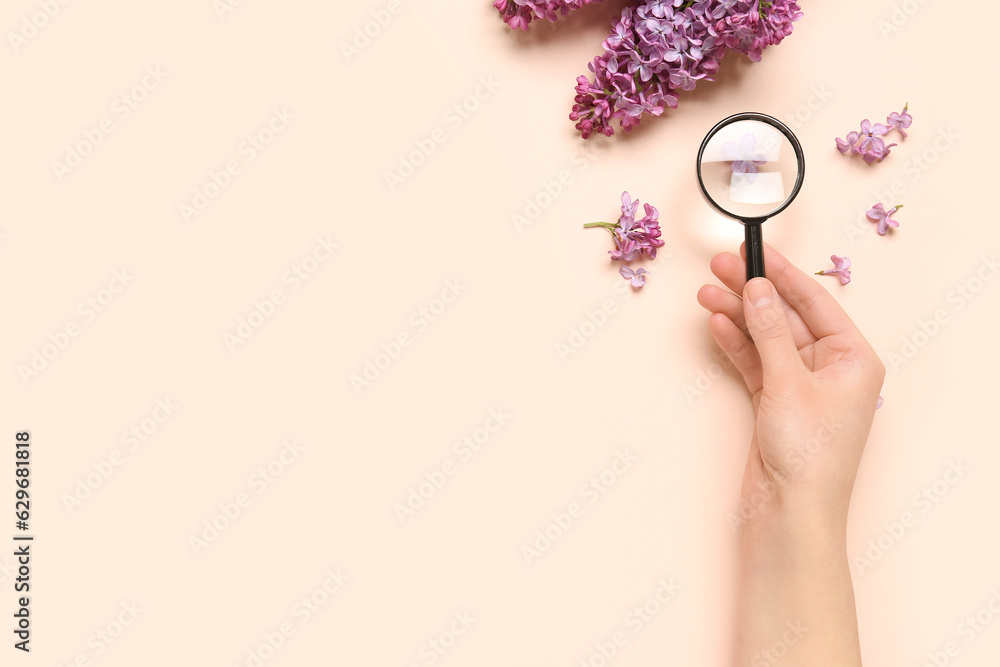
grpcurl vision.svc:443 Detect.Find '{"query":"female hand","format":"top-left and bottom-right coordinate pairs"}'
top-left (697, 242), bottom-right (886, 528)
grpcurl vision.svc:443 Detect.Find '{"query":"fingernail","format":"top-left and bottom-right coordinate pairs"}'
top-left (746, 279), bottom-right (773, 308)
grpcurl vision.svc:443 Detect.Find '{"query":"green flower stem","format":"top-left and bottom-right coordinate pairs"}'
top-left (583, 222), bottom-right (618, 232)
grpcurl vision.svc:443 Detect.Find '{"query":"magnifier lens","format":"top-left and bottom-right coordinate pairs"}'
top-left (698, 119), bottom-right (800, 220)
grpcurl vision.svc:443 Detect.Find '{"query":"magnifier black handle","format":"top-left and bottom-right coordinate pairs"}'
top-left (744, 223), bottom-right (765, 282)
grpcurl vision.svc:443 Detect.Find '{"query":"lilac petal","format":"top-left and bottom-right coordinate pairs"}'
top-left (619, 265), bottom-right (635, 279)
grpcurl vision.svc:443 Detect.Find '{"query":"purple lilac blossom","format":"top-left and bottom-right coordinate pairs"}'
top-left (619, 265), bottom-right (650, 287)
top-left (835, 131), bottom-right (860, 155)
top-left (494, 0), bottom-right (604, 30)
top-left (814, 255), bottom-right (852, 285)
top-left (836, 105), bottom-right (912, 163)
top-left (584, 191), bottom-right (665, 262)
top-left (866, 203), bottom-right (903, 235)
top-left (886, 103), bottom-right (912, 138)
top-left (569, 0), bottom-right (802, 138)
top-left (609, 191), bottom-right (665, 261)
top-left (724, 132), bottom-right (768, 175)
top-left (857, 120), bottom-right (890, 155)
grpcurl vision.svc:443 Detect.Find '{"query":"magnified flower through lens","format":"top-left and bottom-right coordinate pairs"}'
top-left (724, 133), bottom-right (768, 177)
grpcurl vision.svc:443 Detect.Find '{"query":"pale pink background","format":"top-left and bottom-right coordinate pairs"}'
top-left (2, 0), bottom-right (999, 665)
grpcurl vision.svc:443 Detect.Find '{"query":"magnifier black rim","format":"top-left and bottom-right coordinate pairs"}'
top-left (695, 111), bottom-right (806, 225)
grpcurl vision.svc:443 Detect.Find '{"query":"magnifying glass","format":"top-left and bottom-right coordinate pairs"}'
top-left (696, 112), bottom-right (805, 281)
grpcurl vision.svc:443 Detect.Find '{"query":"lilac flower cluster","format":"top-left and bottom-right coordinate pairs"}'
top-left (568, 0), bottom-right (802, 138)
top-left (836, 104), bottom-right (912, 163)
top-left (718, 0), bottom-right (802, 62)
top-left (584, 191), bottom-right (664, 288)
top-left (494, 0), bottom-right (604, 30)
top-left (609, 191), bottom-right (664, 261)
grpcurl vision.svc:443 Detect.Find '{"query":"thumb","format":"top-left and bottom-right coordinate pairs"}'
top-left (743, 278), bottom-right (802, 383)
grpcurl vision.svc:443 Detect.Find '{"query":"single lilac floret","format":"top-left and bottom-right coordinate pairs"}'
top-left (724, 132), bottom-right (768, 175)
top-left (866, 202), bottom-right (903, 235)
top-left (886, 103), bottom-right (912, 138)
top-left (619, 265), bottom-right (650, 287)
top-left (814, 255), bottom-right (852, 285)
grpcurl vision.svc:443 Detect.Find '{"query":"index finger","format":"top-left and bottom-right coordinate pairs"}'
top-left (741, 242), bottom-right (859, 340)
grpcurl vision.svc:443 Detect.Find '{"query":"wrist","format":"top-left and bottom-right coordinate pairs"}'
top-left (740, 458), bottom-right (854, 539)
top-left (742, 499), bottom-right (848, 559)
